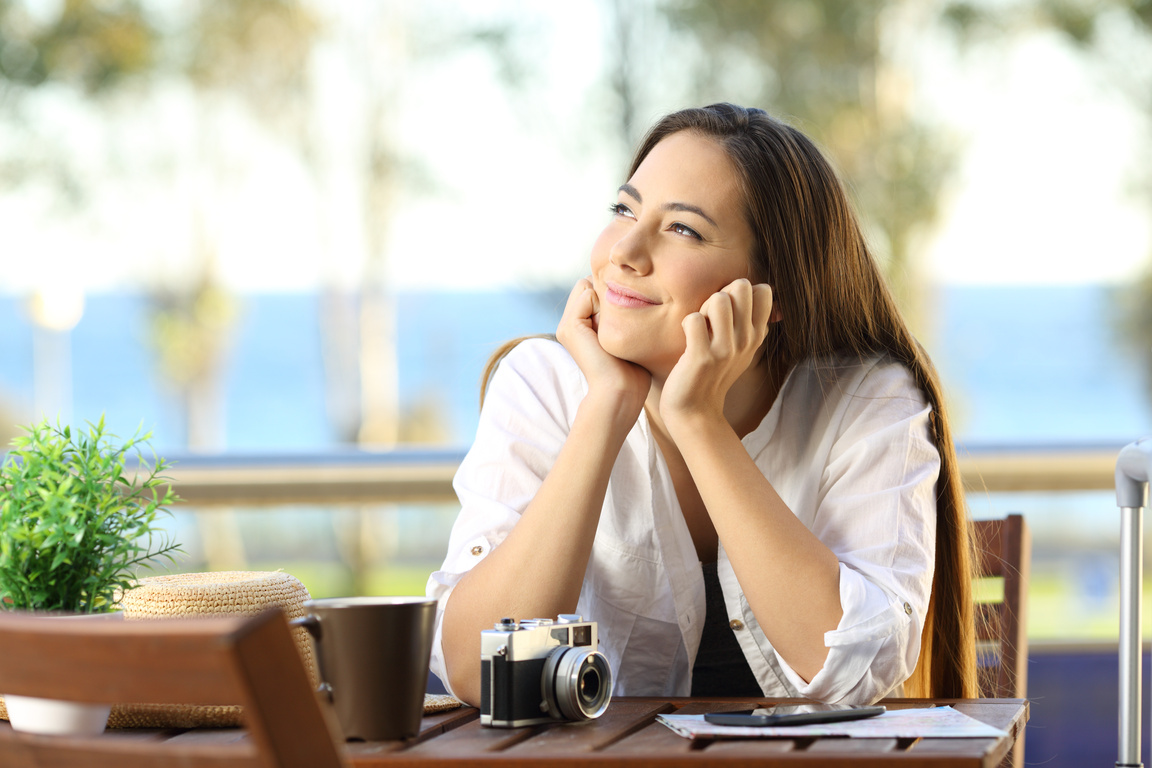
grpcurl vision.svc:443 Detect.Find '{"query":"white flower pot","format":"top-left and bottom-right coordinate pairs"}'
top-left (3, 695), bottom-right (111, 735)
top-left (2, 610), bottom-right (120, 735)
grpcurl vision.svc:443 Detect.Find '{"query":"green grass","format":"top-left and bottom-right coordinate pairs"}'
top-left (1025, 572), bottom-right (1147, 641)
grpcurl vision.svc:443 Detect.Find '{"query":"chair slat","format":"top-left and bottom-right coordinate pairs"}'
top-left (975, 518), bottom-right (1006, 578)
top-left (971, 514), bottom-right (1030, 703)
top-left (975, 601), bottom-right (1003, 643)
top-left (0, 609), bottom-right (346, 768)
top-left (0, 615), bottom-right (247, 705)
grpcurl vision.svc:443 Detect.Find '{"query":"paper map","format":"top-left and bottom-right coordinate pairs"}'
top-left (657, 706), bottom-right (1008, 740)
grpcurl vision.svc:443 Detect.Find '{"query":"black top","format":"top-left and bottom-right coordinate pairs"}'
top-left (690, 560), bottom-right (762, 696)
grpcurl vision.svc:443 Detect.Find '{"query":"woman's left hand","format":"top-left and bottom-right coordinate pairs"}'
top-left (660, 279), bottom-right (775, 426)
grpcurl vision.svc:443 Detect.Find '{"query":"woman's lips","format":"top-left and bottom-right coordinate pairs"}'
top-left (605, 282), bottom-right (658, 308)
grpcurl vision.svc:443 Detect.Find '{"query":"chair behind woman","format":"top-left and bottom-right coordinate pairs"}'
top-left (973, 513), bottom-right (1031, 700)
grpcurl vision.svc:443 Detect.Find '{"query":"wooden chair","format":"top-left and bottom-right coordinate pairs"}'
top-left (972, 513), bottom-right (1031, 768)
top-left (973, 513), bottom-right (1031, 701)
top-left (0, 608), bottom-right (345, 768)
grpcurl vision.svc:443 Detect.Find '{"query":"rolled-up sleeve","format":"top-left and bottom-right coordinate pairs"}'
top-left (764, 359), bottom-right (939, 704)
top-left (425, 340), bottom-right (581, 693)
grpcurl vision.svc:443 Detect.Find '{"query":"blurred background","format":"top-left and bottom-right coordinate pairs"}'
top-left (2, 0), bottom-right (1151, 762)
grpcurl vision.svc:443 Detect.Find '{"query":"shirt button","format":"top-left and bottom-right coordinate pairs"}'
top-left (471, 545), bottom-right (484, 556)
top-left (903, 602), bottom-right (913, 615)
top-left (729, 619), bottom-right (744, 631)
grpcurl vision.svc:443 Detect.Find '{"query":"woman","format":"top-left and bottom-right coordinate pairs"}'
top-left (427, 103), bottom-right (976, 705)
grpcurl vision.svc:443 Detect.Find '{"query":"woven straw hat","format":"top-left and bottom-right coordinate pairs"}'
top-left (111, 570), bottom-right (318, 728)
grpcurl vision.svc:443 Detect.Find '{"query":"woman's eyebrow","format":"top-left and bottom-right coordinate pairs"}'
top-left (665, 201), bottom-right (717, 228)
top-left (617, 183), bottom-right (718, 228)
top-left (618, 183), bottom-right (642, 201)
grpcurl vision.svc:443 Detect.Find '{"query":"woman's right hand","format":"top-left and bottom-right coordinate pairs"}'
top-left (556, 278), bottom-right (651, 421)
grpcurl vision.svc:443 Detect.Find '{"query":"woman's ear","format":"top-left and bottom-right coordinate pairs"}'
top-left (768, 305), bottom-right (783, 324)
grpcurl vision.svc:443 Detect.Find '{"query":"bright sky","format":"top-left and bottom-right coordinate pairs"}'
top-left (0, 4), bottom-right (1148, 298)
top-left (920, 31), bottom-right (1150, 285)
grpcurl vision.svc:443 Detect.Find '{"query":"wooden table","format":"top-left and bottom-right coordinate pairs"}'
top-left (342, 698), bottom-right (1028, 768)
top-left (0, 697), bottom-right (1024, 768)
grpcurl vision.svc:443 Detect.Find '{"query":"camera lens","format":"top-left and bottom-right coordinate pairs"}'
top-left (541, 646), bottom-right (613, 721)
top-left (579, 665), bottom-right (601, 700)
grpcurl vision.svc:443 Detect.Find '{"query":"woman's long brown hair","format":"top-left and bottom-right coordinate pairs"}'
top-left (483, 103), bottom-right (977, 698)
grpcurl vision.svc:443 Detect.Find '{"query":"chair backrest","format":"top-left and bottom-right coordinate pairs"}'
top-left (973, 513), bottom-right (1031, 700)
top-left (0, 608), bottom-right (345, 768)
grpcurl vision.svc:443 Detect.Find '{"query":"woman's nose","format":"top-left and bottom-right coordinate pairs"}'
top-left (608, 228), bottom-right (652, 274)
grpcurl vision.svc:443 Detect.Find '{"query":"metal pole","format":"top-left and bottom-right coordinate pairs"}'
top-left (1116, 439), bottom-right (1152, 768)
top-left (1119, 505), bottom-right (1144, 768)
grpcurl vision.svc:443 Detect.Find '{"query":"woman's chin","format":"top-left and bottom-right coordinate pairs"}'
top-left (597, 329), bottom-right (641, 364)
top-left (598, 333), bottom-right (673, 376)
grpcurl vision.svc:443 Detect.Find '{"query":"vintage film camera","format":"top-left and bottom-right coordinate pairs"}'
top-left (479, 614), bottom-right (612, 727)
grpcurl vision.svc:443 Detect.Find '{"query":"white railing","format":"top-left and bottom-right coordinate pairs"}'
top-left (154, 449), bottom-right (468, 506)
top-left (150, 443), bottom-right (1123, 507)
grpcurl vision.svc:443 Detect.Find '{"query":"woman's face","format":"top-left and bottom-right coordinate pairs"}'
top-left (591, 130), bottom-right (755, 377)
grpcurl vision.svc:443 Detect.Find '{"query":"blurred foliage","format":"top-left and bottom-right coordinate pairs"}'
top-left (149, 0), bottom-right (319, 448)
top-left (147, 258), bottom-right (238, 450)
top-left (938, 0), bottom-right (1152, 147)
top-left (0, 0), bottom-right (157, 94)
top-left (183, 0), bottom-right (316, 90)
top-left (0, 0), bottom-right (321, 201)
top-left (149, 276), bottom-right (236, 392)
top-left (179, 0), bottom-right (320, 143)
top-left (0, 0), bottom-right (160, 198)
top-left (944, 0), bottom-right (1152, 50)
top-left (657, 0), bottom-right (958, 327)
top-left (0, 0), bottom-right (319, 97)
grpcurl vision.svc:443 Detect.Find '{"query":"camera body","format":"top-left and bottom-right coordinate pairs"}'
top-left (479, 614), bottom-right (612, 727)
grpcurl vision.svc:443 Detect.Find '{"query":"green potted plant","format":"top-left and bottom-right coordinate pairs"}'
top-left (0, 415), bottom-right (183, 734)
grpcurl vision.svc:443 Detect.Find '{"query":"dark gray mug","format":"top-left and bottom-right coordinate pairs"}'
top-left (291, 596), bottom-right (437, 741)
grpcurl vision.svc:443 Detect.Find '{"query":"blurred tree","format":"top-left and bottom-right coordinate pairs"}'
top-left (0, 0), bottom-right (159, 202)
top-left (174, 1), bottom-right (475, 450)
top-left (150, 0), bottom-right (321, 571)
top-left (605, 0), bottom-right (647, 149)
top-left (181, 0), bottom-right (318, 135)
top-left (150, 0), bottom-right (320, 453)
top-left (307, 4), bottom-right (534, 447)
top-left (0, 0), bottom-right (156, 94)
top-left (655, 0), bottom-right (960, 330)
top-left (148, 253), bottom-right (236, 451)
top-left (0, 0), bottom-right (161, 448)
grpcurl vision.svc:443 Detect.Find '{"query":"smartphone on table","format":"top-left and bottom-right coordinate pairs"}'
top-left (704, 703), bottom-right (886, 727)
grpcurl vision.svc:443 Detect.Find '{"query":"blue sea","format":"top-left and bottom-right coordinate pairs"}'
top-left (0, 284), bottom-right (1147, 453)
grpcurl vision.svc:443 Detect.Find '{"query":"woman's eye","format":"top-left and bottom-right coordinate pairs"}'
top-left (671, 222), bottom-right (702, 240)
top-left (609, 202), bottom-right (635, 219)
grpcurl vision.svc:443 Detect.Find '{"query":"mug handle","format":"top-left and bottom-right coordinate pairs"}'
top-left (289, 614), bottom-right (320, 639)
top-left (289, 615), bottom-right (333, 703)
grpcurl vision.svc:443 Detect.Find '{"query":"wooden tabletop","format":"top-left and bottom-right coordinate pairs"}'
top-left (1, 697), bottom-right (1023, 768)
top-left (341, 697), bottom-right (1029, 768)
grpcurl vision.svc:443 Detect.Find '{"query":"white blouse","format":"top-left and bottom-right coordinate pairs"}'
top-left (426, 338), bottom-right (940, 704)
